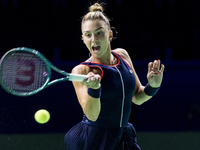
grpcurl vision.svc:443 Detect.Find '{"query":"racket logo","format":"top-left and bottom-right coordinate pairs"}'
top-left (15, 57), bottom-right (35, 87)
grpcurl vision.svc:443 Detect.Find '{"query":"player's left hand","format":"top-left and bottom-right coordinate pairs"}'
top-left (147, 59), bottom-right (165, 88)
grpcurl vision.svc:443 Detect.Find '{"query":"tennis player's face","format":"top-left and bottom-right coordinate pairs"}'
top-left (82, 20), bottom-right (111, 58)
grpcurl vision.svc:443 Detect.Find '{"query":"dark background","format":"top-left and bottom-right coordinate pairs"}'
top-left (0, 0), bottom-right (200, 134)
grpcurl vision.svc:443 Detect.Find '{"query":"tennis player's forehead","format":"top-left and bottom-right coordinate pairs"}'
top-left (82, 20), bottom-right (108, 32)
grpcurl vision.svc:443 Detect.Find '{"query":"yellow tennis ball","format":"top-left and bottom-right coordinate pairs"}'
top-left (34, 109), bottom-right (50, 124)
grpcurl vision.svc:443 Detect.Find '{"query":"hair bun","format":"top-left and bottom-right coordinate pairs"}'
top-left (89, 3), bottom-right (104, 13)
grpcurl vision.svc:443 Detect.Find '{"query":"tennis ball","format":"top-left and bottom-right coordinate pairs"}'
top-left (34, 109), bottom-right (50, 124)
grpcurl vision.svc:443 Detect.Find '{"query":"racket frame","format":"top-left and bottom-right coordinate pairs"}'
top-left (0, 47), bottom-right (88, 96)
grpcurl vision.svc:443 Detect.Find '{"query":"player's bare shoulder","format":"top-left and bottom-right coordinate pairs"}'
top-left (113, 48), bottom-right (130, 60)
top-left (113, 48), bottom-right (134, 69)
top-left (72, 62), bottom-right (102, 76)
top-left (72, 64), bottom-right (90, 75)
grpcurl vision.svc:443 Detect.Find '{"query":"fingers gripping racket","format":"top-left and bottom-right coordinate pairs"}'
top-left (0, 47), bottom-right (89, 96)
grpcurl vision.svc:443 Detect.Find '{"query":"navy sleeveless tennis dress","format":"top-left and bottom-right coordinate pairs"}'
top-left (64, 51), bottom-right (141, 150)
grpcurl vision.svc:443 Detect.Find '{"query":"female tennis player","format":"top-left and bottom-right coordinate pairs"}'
top-left (64, 3), bottom-right (164, 150)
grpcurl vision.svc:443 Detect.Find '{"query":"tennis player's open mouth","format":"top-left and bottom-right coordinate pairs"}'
top-left (92, 45), bottom-right (101, 53)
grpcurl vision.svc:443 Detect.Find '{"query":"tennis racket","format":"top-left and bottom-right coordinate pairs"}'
top-left (0, 47), bottom-right (89, 96)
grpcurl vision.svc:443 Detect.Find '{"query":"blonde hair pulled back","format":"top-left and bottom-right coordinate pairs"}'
top-left (82, 3), bottom-right (111, 29)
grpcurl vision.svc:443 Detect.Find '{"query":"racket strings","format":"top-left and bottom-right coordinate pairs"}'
top-left (0, 51), bottom-right (49, 94)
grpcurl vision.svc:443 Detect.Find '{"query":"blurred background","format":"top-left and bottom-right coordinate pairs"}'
top-left (0, 0), bottom-right (200, 149)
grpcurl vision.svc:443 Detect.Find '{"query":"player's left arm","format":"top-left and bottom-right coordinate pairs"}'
top-left (114, 48), bottom-right (165, 105)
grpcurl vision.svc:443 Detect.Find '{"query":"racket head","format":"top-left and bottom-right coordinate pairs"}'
top-left (0, 47), bottom-right (51, 96)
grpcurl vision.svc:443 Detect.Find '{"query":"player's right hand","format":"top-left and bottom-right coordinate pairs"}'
top-left (82, 72), bottom-right (101, 89)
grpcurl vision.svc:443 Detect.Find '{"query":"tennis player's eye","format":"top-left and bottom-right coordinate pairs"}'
top-left (97, 31), bottom-right (104, 36)
top-left (85, 33), bottom-right (91, 37)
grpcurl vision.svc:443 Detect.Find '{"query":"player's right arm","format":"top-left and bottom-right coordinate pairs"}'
top-left (71, 65), bottom-right (101, 121)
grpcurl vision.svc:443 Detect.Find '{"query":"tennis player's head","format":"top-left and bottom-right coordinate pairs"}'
top-left (81, 3), bottom-right (111, 30)
top-left (81, 3), bottom-right (114, 58)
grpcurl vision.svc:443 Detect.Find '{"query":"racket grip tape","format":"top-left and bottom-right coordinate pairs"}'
top-left (68, 73), bottom-right (89, 82)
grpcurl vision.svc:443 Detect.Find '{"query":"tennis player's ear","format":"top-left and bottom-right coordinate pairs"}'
top-left (109, 30), bottom-right (113, 41)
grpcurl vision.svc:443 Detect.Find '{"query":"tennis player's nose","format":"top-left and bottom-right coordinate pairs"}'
top-left (91, 35), bottom-right (97, 43)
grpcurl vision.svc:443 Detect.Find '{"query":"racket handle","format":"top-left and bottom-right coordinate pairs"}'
top-left (68, 73), bottom-right (90, 82)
